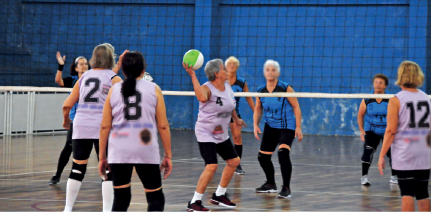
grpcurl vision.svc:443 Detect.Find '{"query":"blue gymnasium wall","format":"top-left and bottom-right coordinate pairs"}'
top-left (0, 0), bottom-right (430, 135)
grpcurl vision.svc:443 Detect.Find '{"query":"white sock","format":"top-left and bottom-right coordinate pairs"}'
top-left (215, 185), bottom-right (227, 196)
top-left (191, 191), bottom-right (203, 203)
top-left (64, 179), bottom-right (82, 212)
top-left (102, 181), bottom-right (114, 212)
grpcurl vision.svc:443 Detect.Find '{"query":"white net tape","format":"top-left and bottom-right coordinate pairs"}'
top-left (1, 86), bottom-right (429, 99)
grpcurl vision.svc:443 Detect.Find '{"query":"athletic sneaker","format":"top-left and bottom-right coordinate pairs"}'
top-left (390, 175), bottom-right (398, 184)
top-left (255, 182), bottom-right (277, 193)
top-left (234, 164), bottom-right (245, 175)
top-left (277, 186), bottom-right (291, 198)
top-left (187, 200), bottom-right (210, 212)
top-left (49, 175), bottom-right (60, 185)
top-left (361, 175), bottom-right (371, 185)
top-left (210, 193), bottom-right (236, 208)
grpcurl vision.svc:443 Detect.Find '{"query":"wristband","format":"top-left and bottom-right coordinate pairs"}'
top-left (58, 64), bottom-right (64, 71)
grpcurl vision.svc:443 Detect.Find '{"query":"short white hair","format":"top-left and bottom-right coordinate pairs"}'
top-left (263, 59), bottom-right (280, 74)
top-left (225, 56), bottom-right (240, 68)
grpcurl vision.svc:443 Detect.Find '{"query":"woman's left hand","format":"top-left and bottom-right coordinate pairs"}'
top-left (295, 127), bottom-right (303, 142)
top-left (234, 119), bottom-right (247, 130)
top-left (377, 157), bottom-right (385, 176)
top-left (98, 159), bottom-right (111, 181)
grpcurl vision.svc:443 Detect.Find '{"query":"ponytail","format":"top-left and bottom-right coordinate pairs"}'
top-left (121, 52), bottom-right (147, 99)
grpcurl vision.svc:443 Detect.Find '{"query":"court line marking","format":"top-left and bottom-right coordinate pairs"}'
top-left (0, 197), bottom-right (269, 211)
top-left (0, 178), bottom-right (401, 199)
top-left (0, 167), bottom-right (97, 178)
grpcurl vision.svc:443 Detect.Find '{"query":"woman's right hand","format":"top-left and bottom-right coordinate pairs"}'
top-left (62, 118), bottom-right (72, 129)
top-left (360, 130), bottom-right (366, 142)
top-left (182, 62), bottom-right (195, 77)
top-left (254, 124), bottom-right (262, 140)
top-left (56, 52), bottom-right (65, 65)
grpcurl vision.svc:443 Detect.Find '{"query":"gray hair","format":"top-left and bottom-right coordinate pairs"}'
top-left (263, 59), bottom-right (280, 74)
top-left (204, 59), bottom-right (223, 81)
top-left (89, 44), bottom-right (115, 70)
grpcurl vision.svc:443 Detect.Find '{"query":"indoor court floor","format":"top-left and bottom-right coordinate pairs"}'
top-left (0, 130), bottom-right (424, 211)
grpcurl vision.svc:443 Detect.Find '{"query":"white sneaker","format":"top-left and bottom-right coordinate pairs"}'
top-left (361, 175), bottom-right (371, 185)
top-left (390, 175), bottom-right (398, 184)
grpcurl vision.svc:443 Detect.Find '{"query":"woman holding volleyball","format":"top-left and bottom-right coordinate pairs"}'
top-left (183, 56), bottom-right (246, 211)
top-left (62, 43), bottom-right (122, 212)
top-left (254, 59), bottom-right (303, 199)
top-left (225, 56), bottom-right (255, 175)
top-left (378, 61), bottom-right (431, 211)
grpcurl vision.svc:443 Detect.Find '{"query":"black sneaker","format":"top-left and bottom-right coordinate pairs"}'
top-left (255, 182), bottom-right (277, 193)
top-left (234, 164), bottom-right (245, 175)
top-left (187, 200), bottom-right (210, 212)
top-left (277, 186), bottom-right (291, 198)
top-left (49, 175), bottom-right (60, 185)
top-left (210, 193), bottom-right (236, 208)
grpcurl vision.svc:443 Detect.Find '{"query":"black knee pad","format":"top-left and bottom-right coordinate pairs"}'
top-left (361, 145), bottom-right (376, 164)
top-left (415, 180), bottom-right (430, 200)
top-left (258, 152), bottom-right (272, 167)
top-left (112, 187), bottom-right (132, 212)
top-left (146, 189), bottom-right (165, 211)
top-left (69, 162), bottom-right (87, 182)
top-left (278, 148), bottom-right (290, 165)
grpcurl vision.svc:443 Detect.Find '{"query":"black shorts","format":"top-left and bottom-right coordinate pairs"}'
top-left (109, 164), bottom-right (162, 190)
top-left (260, 124), bottom-right (295, 152)
top-left (198, 139), bottom-right (238, 165)
top-left (364, 131), bottom-right (391, 158)
top-left (396, 169), bottom-right (430, 200)
top-left (230, 114), bottom-right (241, 123)
top-left (66, 123), bottom-right (73, 147)
top-left (72, 139), bottom-right (100, 160)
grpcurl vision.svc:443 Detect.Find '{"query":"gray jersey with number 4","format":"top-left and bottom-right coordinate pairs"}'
top-left (73, 69), bottom-right (117, 139)
top-left (108, 80), bottom-right (160, 164)
top-left (392, 90), bottom-right (431, 170)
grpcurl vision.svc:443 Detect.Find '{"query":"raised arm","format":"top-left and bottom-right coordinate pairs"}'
top-left (357, 99), bottom-right (367, 141)
top-left (378, 97), bottom-right (400, 175)
top-left (182, 62), bottom-right (211, 103)
top-left (243, 82), bottom-right (255, 112)
top-left (62, 81), bottom-right (80, 129)
top-left (253, 97), bottom-right (263, 140)
top-left (112, 50), bottom-right (129, 74)
top-left (98, 87), bottom-right (113, 180)
top-left (155, 85), bottom-right (172, 179)
top-left (286, 86), bottom-right (303, 142)
top-left (55, 52), bottom-right (66, 86)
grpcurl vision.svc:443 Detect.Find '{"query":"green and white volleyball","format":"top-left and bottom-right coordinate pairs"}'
top-left (183, 49), bottom-right (204, 70)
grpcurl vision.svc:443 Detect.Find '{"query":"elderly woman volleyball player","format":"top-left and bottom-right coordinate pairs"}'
top-left (62, 43), bottom-right (122, 212)
top-left (378, 61), bottom-right (431, 211)
top-left (98, 51), bottom-right (172, 211)
top-left (182, 57), bottom-right (246, 211)
top-left (225, 56), bottom-right (255, 175)
top-left (254, 59), bottom-right (303, 199)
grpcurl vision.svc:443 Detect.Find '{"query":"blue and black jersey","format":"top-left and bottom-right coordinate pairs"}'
top-left (230, 76), bottom-right (246, 116)
top-left (363, 94), bottom-right (388, 137)
top-left (64, 75), bottom-right (79, 121)
top-left (257, 80), bottom-right (296, 130)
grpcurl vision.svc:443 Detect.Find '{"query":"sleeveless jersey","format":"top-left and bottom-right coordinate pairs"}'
top-left (392, 90), bottom-right (431, 170)
top-left (69, 75), bottom-right (79, 121)
top-left (107, 80), bottom-right (160, 164)
top-left (257, 80), bottom-right (296, 130)
top-left (364, 93), bottom-right (388, 136)
top-left (230, 76), bottom-right (246, 116)
top-left (195, 81), bottom-right (236, 143)
top-left (73, 69), bottom-right (117, 139)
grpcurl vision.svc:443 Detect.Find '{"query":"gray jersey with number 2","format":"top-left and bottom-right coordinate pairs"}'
top-left (73, 69), bottom-right (117, 139)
